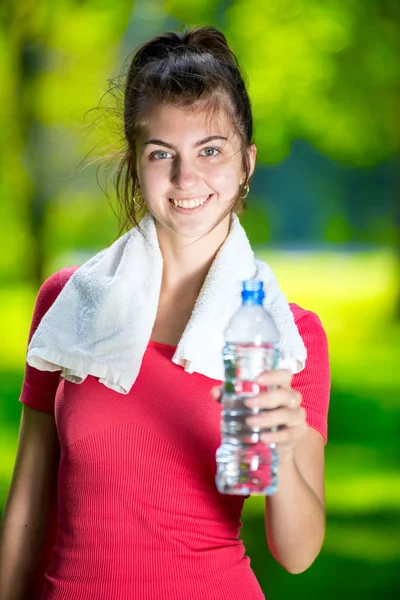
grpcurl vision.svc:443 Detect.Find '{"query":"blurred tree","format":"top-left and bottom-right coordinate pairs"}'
top-left (167, 0), bottom-right (399, 165)
top-left (0, 0), bottom-right (399, 297)
top-left (0, 0), bottom-right (133, 285)
top-left (12, 5), bottom-right (53, 286)
top-left (167, 0), bottom-right (400, 313)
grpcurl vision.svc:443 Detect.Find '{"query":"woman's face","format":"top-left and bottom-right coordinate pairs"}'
top-left (136, 103), bottom-right (256, 242)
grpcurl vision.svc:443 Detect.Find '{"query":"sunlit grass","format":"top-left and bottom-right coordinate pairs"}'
top-left (323, 522), bottom-right (400, 563)
top-left (255, 249), bottom-right (398, 354)
top-left (254, 249), bottom-right (398, 328)
top-left (243, 442), bottom-right (400, 516)
top-left (326, 472), bottom-right (400, 514)
top-left (256, 248), bottom-right (400, 395)
top-left (2, 249), bottom-right (398, 369)
top-left (243, 466), bottom-right (400, 517)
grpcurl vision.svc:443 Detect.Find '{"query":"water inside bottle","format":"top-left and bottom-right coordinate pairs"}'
top-left (216, 342), bottom-right (280, 495)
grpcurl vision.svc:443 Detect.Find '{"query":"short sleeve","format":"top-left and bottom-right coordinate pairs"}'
top-left (291, 312), bottom-right (331, 445)
top-left (19, 268), bottom-right (76, 414)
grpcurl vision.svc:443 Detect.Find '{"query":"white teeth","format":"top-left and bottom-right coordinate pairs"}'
top-left (171, 195), bottom-right (210, 209)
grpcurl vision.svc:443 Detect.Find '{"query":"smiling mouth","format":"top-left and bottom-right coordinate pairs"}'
top-left (168, 194), bottom-right (213, 209)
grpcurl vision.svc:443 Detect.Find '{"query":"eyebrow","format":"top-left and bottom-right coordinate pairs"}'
top-left (143, 135), bottom-right (228, 150)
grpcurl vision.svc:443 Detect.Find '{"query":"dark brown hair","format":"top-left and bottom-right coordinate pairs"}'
top-left (100, 25), bottom-right (255, 236)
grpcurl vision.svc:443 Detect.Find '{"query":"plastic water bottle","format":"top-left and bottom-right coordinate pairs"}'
top-left (215, 280), bottom-right (280, 496)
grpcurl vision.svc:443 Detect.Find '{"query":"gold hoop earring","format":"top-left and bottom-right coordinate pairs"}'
top-left (133, 196), bottom-right (145, 208)
top-left (240, 181), bottom-right (249, 200)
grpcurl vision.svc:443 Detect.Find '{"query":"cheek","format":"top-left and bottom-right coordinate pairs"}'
top-left (203, 161), bottom-right (241, 193)
top-left (139, 165), bottom-right (167, 195)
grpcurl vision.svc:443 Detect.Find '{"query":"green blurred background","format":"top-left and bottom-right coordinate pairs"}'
top-left (1, 0), bottom-right (399, 598)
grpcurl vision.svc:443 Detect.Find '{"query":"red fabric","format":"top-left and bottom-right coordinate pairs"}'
top-left (19, 267), bottom-right (330, 600)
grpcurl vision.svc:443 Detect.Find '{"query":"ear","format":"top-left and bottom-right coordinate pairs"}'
top-left (241, 143), bottom-right (257, 184)
top-left (247, 143), bottom-right (257, 179)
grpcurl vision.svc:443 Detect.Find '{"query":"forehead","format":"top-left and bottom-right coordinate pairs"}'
top-left (139, 102), bottom-right (235, 142)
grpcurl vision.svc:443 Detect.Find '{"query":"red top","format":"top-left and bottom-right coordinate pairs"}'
top-left (20, 267), bottom-right (330, 600)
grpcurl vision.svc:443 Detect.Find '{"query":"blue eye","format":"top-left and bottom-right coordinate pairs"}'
top-left (150, 151), bottom-right (172, 160)
top-left (200, 147), bottom-right (220, 157)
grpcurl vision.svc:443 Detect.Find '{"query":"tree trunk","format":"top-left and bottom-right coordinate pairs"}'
top-left (13, 3), bottom-right (51, 287)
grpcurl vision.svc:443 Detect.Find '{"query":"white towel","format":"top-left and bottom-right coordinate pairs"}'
top-left (27, 212), bottom-right (307, 394)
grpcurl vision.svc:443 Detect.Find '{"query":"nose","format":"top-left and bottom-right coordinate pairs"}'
top-left (171, 155), bottom-right (199, 191)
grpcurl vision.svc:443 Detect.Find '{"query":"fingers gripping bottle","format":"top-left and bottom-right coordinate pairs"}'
top-left (215, 280), bottom-right (280, 496)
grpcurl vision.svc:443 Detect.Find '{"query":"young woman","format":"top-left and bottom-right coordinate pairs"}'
top-left (0, 26), bottom-right (330, 600)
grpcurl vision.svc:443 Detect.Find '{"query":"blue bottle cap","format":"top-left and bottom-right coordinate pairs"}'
top-left (241, 280), bottom-right (265, 305)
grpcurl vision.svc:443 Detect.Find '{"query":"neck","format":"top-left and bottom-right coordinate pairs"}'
top-left (155, 216), bottom-right (231, 297)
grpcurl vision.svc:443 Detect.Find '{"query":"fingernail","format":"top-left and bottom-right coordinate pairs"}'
top-left (211, 387), bottom-right (222, 401)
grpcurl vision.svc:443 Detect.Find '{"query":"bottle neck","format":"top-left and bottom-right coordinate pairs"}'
top-left (241, 296), bottom-right (264, 306)
top-left (241, 280), bottom-right (265, 305)
top-left (242, 300), bottom-right (263, 306)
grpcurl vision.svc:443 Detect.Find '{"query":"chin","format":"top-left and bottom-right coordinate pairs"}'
top-left (154, 211), bottom-right (231, 242)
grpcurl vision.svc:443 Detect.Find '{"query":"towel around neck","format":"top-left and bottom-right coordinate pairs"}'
top-left (26, 213), bottom-right (307, 394)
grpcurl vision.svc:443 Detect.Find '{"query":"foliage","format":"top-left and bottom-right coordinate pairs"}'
top-left (0, 0), bottom-right (399, 284)
top-left (169, 0), bottom-right (400, 165)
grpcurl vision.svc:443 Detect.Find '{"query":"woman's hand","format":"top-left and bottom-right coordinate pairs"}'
top-left (211, 369), bottom-right (307, 464)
